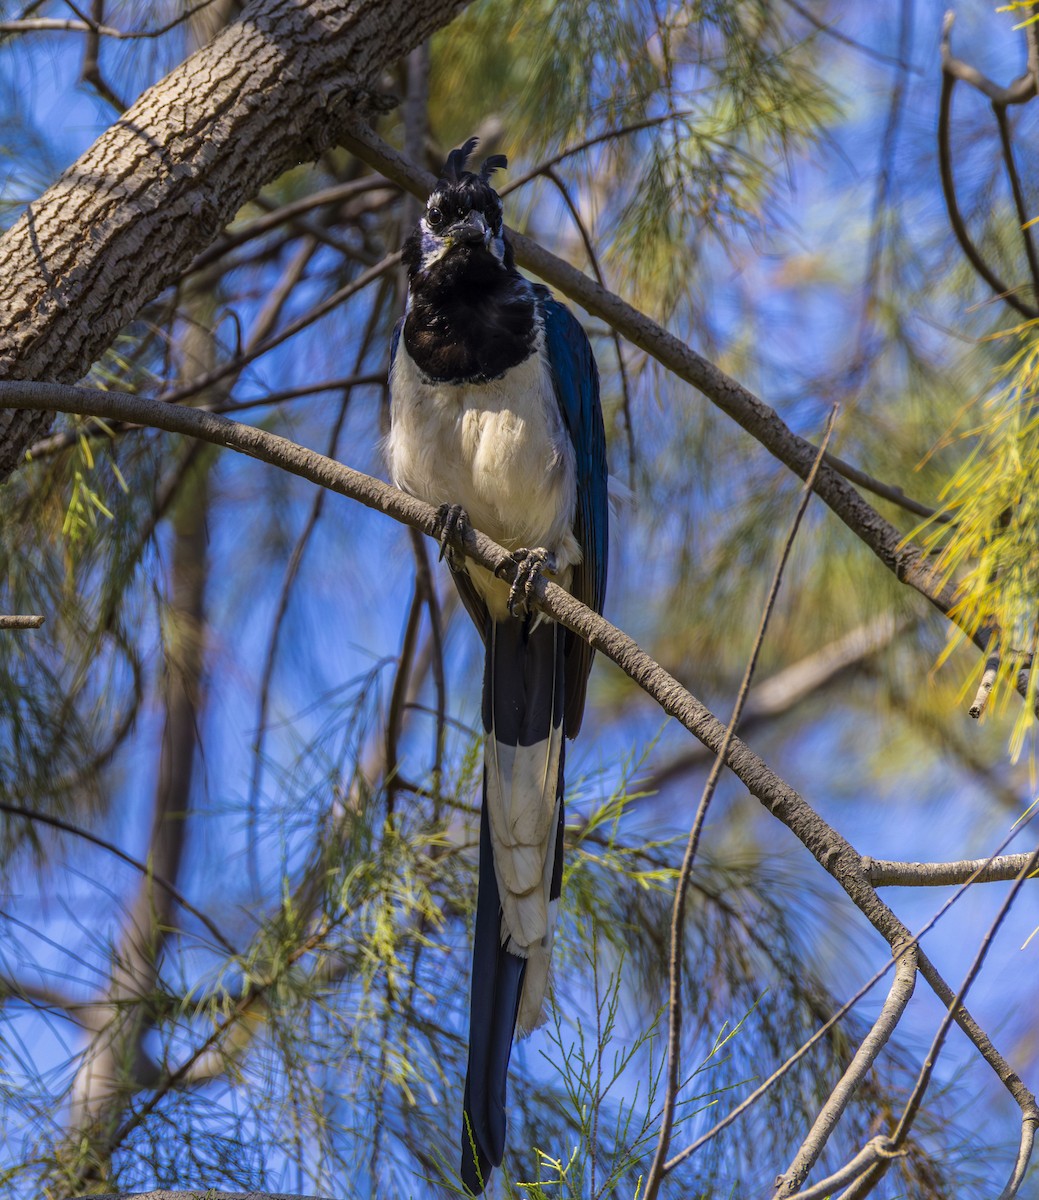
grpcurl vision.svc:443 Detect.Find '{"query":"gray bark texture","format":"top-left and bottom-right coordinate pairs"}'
top-left (0, 0), bottom-right (472, 479)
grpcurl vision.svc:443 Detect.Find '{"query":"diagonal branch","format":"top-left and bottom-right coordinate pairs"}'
top-left (0, 0), bottom-right (474, 478)
top-left (775, 950), bottom-right (918, 1196)
top-left (0, 381), bottom-right (1034, 1133)
top-left (644, 409), bottom-right (837, 1200)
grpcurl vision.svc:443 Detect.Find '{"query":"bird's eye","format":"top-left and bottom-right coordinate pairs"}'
top-left (427, 206), bottom-right (444, 229)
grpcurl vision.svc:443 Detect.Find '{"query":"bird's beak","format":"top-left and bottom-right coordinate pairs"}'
top-left (449, 211), bottom-right (490, 247)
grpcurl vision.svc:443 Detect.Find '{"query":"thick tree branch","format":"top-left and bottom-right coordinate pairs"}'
top-left (0, 0), bottom-right (473, 478)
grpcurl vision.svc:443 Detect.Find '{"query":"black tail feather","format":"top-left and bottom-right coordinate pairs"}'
top-left (461, 786), bottom-right (526, 1194)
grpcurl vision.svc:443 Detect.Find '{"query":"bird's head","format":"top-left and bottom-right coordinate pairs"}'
top-left (402, 137), bottom-right (513, 281)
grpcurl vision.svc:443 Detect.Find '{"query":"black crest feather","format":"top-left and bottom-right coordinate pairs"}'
top-left (442, 137), bottom-right (479, 181)
top-left (479, 154), bottom-right (508, 181)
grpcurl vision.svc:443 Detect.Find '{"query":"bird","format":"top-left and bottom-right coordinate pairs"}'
top-left (386, 136), bottom-right (608, 1195)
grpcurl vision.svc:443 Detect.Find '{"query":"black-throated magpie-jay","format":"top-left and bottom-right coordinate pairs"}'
top-left (387, 137), bottom-right (608, 1194)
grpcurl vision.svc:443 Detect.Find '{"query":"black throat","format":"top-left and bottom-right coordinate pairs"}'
top-left (401, 239), bottom-right (537, 384)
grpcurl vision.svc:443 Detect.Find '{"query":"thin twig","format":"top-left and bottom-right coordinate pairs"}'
top-left (245, 279), bottom-right (391, 884)
top-left (994, 103), bottom-right (1039, 301)
top-left (841, 844), bottom-right (1039, 1198)
top-left (775, 951), bottom-right (917, 1196)
top-left (384, 579), bottom-right (424, 814)
top-left (0, 614), bottom-right (44, 629)
top-left (892, 846), bottom-right (1039, 1142)
top-left (938, 13), bottom-right (1039, 319)
top-left (0, 801), bottom-right (233, 953)
top-left (542, 166), bottom-right (637, 489)
top-left (0, 0), bottom-right (222, 39)
top-left (779, 0), bottom-right (924, 74)
top-left (188, 177), bottom-right (391, 274)
top-left (157, 251), bottom-right (400, 408)
top-left (643, 407), bottom-right (838, 1200)
top-left (408, 526), bottom-right (447, 789)
top-left (665, 818), bottom-right (1035, 1175)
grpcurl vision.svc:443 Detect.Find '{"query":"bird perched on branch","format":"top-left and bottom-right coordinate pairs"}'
top-left (387, 137), bottom-right (608, 1195)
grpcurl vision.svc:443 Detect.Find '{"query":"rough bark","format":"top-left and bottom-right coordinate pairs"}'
top-left (0, 0), bottom-right (472, 479)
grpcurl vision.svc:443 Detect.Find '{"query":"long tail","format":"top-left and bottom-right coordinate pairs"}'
top-left (461, 617), bottom-right (566, 1195)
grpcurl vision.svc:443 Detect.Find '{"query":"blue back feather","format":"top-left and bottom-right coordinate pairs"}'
top-left (538, 289), bottom-right (608, 735)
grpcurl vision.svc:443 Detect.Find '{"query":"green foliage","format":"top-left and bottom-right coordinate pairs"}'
top-left (920, 320), bottom-right (1039, 757)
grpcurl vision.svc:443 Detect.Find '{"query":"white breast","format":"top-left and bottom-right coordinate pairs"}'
top-left (387, 336), bottom-right (580, 617)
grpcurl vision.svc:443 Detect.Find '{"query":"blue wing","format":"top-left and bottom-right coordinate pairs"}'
top-left (538, 289), bottom-right (608, 737)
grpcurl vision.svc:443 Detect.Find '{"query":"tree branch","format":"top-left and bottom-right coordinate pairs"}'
top-left (0, 0), bottom-right (474, 477)
top-left (775, 950), bottom-right (917, 1196)
top-left (0, 614), bottom-right (44, 628)
top-left (644, 409), bottom-right (837, 1200)
top-left (1, 380), bottom-right (1034, 1135)
top-left (865, 853), bottom-right (1039, 886)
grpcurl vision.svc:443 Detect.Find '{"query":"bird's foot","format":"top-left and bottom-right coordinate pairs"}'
top-left (499, 546), bottom-right (557, 617)
top-left (433, 503), bottom-right (470, 563)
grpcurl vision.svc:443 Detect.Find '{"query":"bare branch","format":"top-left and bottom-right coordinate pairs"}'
top-left (865, 853), bottom-right (1039, 886)
top-left (0, 801), bottom-right (232, 953)
top-left (941, 10), bottom-right (1038, 105)
top-left (970, 649), bottom-right (1001, 719)
top-left (0, 613), bottom-right (44, 629)
top-left (784, 1136), bottom-right (904, 1200)
top-left (1, 380), bottom-right (1034, 1132)
top-left (775, 951), bottom-right (917, 1196)
top-left (644, 409), bottom-right (837, 1200)
top-left (938, 11), bottom-right (1039, 318)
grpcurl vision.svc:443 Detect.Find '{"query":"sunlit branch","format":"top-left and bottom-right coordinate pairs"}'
top-left (644, 409), bottom-right (837, 1200)
top-left (0, 379), bottom-right (1034, 1133)
top-left (862, 846), bottom-right (1039, 1197)
top-left (775, 950), bottom-right (917, 1196)
top-left (0, 613), bottom-right (43, 628)
top-left (865, 853), bottom-right (1039, 886)
top-left (665, 818), bottom-right (1035, 1174)
top-left (784, 1136), bottom-right (904, 1200)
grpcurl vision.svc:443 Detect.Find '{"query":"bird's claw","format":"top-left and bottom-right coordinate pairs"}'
top-left (501, 546), bottom-right (557, 617)
top-left (434, 503), bottom-right (470, 563)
